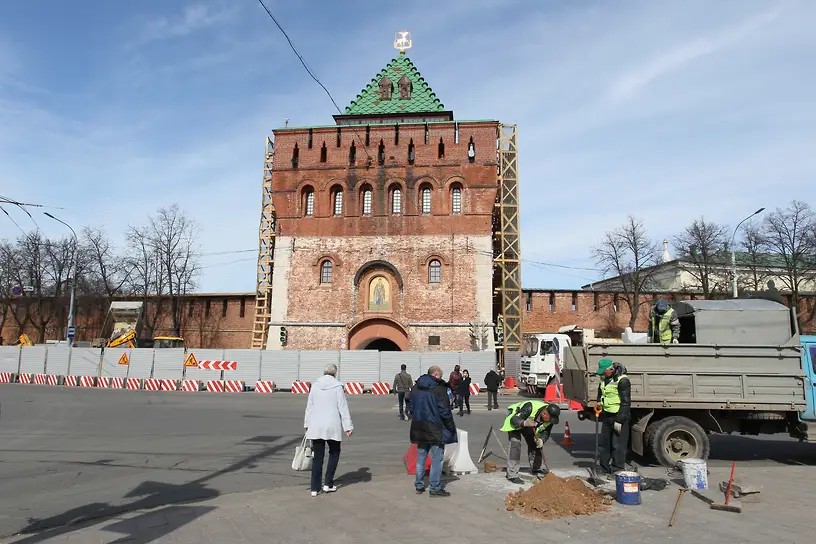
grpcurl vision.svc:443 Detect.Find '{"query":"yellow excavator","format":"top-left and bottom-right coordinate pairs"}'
top-left (13, 334), bottom-right (34, 346)
top-left (102, 302), bottom-right (184, 349)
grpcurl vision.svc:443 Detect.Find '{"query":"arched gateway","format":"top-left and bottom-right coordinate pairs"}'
top-left (348, 318), bottom-right (408, 351)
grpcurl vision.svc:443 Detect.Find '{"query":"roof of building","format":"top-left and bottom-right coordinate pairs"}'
top-left (342, 54), bottom-right (446, 116)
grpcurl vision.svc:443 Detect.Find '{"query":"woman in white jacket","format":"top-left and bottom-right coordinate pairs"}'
top-left (304, 364), bottom-right (354, 496)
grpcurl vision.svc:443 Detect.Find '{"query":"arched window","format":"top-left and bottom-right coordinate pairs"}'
top-left (362, 187), bottom-right (372, 216)
top-left (320, 260), bottom-right (333, 284)
top-left (333, 189), bottom-right (343, 216)
top-left (428, 259), bottom-right (442, 283)
top-left (391, 187), bottom-right (402, 215)
top-left (303, 188), bottom-right (315, 216)
top-left (451, 186), bottom-right (462, 214)
top-left (421, 186), bottom-right (432, 214)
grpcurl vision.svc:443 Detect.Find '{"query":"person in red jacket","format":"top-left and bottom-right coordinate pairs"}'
top-left (448, 365), bottom-right (463, 409)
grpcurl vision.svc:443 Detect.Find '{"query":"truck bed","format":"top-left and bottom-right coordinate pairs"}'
top-left (562, 343), bottom-right (807, 412)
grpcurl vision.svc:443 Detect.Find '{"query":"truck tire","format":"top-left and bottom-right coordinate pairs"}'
top-left (650, 416), bottom-right (710, 467)
top-left (642, 419), bottom-right (660, 461)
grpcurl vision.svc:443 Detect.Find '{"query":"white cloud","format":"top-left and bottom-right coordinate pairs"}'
top-left (139, 3), bottom-right (234, 43)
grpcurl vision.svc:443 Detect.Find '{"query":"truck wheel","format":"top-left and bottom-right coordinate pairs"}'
top-left (642, 419), bottom-right (660, 461)
top-left (650, 416), bottom-right (710, 467)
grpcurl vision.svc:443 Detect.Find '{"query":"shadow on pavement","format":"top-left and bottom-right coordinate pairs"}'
top-left (335, 466), bottom-right (372, 486)
top-left (12, 435), bottom-right (300, 544)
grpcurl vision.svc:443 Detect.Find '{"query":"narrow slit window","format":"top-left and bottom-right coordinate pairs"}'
top-left (377, 140), bottom-right (385, 165)
top-left (613, 294), bottom-right (619, 312)
top-left (320, 261), bottom-right (333, 284)
top-left (349, 142), bottom-right (356, 164)
top-left (593, 292), bottom-right (599, 311)
top-left (438, 138), bottom-right (445, 159)
top-left (239, 298), bottom-right (246, 317)
top-left (428, 260), bottom-right (442, 283)
top-left (333, 189), bottom-right (343, 216)
top-left (408, 139), bottom-right (415, 164)
top-left (549, 292), bottom-right (555, 312)
top-left (291, 143), bottom-right (299, 168)
top-left (365, 125), bottom-right (370, 146)
top-left (526, 291), bottom-right (532, 312)
top-left (421, 187), bottom-right (431, 214)
top-left (205, 300), bottom-right (211, 318)
top-left (391, 188), bottom-right (402, 214)
top-left (572, 292), bottom-right (578, 311)
top-left (307, 129), bottom-right (313, 149)
top-left (336, 127), bottom-right (341, 147)
top-left (452, 187), bottom-right (462, 214)
top-left (454, 122), bottom-right (459, 144)
top-left (394, 124), bottom-right (399, 145)
top-left (188, 300), bottom-right (194, 317)
top-left (467, 137), bottom-right (475, 162)
top-left (320, 142), bottom-right (327, 162)
top-left (222, 299), bottom-right (228, 318)
top-left (424, 123), bottom-right (429, 144)
top-left (362, 188), bottom-right (372, 216)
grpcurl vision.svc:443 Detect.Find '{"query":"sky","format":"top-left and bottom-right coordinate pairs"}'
top-left (1, 0), bottom-right (814, 292)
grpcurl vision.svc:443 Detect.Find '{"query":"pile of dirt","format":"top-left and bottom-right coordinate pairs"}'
top-left (484, 461), bottom-right (499, 473)
top-left (505, 473), bottom-right (612, 520)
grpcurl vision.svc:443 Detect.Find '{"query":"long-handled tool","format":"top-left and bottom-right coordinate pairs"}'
top-left (710, 461), bottom-right (742, 513)
top-left (669, 488), bottom-right (687, 527)
top-left (587, 405), bottom-right (604, 485)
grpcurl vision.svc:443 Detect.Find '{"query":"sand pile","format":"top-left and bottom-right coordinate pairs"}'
top-left (505, 473), bottom-right (612, 520)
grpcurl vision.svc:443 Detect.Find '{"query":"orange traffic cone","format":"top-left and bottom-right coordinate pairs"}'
top-left (560, 421), bottom-right (574, 447)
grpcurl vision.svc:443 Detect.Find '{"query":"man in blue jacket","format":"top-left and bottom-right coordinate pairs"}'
top-left (409, 365), bottom-right (457, 497)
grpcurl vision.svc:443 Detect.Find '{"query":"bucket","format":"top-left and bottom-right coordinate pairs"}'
top-left (615, 471), bottom-right (641, 505)
top-left (680, 458), bottom-right (708, 490)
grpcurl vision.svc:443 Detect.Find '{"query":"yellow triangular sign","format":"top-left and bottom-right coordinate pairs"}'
top-left (184, 352), bottom-right (198, 367)
top-left (118, 353), bottom-right (129, 365)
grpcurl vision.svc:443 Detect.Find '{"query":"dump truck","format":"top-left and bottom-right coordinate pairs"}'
top-left (562, 299), bottom-right (816, 466)
top-left (97, 301), bottom-right (185, 350)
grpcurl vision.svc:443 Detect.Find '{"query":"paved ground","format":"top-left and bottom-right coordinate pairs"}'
top-left (2, 384), bottom-right (815, 541)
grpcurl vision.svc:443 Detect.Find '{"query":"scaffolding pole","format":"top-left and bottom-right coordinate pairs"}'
top-left (251, 136), bottom-right (276, 349)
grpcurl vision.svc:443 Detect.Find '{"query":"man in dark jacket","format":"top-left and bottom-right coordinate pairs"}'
top-left (593, 359), bottom-right (631, 474)
top-left (392, 364), bottom-right (413, 421)
top-left (448, 365), bottom-right (463, 409)
top-left (409, 365), bottom-right (457, 497)
top-left (483, 368), bottom-right (502, 410)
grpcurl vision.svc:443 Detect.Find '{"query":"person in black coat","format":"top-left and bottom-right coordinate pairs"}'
top-left (456, 370), bottom-right (472, 416)
top-left (483, 368), bottom-right (502, 410)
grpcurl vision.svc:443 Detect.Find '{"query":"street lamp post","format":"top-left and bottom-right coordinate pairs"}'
top-left (44, 213), bottom-right (78, 343)
top-left (730, 208), bottom-right (766, 299)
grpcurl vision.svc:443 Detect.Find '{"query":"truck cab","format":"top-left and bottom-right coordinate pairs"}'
top-left (519, 333), bottom-right (571, 394)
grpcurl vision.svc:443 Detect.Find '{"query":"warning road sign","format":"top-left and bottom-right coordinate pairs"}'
top-left (184, 353), bottom-right (198, 367)
top-left (118, 353), bottom-right (129, 365)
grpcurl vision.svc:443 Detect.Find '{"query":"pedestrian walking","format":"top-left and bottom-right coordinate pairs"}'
top-left (456, 369), bottom-right (472, 416)
top-left (410, 365), bottom-right (457, 497)
top-left (304, 364), bottom-right (354, 497)
top-left (448, 365), bottom-right (463, 408)
top-left (483, 368), bottom-right (501, 410)
top-left (392, 364), bottom-right (413, 421)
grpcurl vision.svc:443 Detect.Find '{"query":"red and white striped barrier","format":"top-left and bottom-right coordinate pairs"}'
top-left (34, 374), bottom-right (47, 385)
top-left (18, 373), bottom-right (32, 384)
top-left (181, 379), bottom-right (200, 392)
top-left (124, 378), bottom-right (141, 390)
top-left (224, 380), bottom-right (244, 393)
top-left (96, 377), bottom-right (111, 388)
top-left (198, 360), bottom-right (237, 371)
top-left (0, 372), bottom-right (12, 383)
top-left (206, 381), bottom-right (224, 392)
top-left (160, 379), bottom-right (178, 391)
top-left (46, 375), bottom-right (59, 386)
top-left (344, 382), bottom-right (364, 395)
top-left (370, 382), bottom-right (390, 395)
top-left (64, 376), bottom-right (78, 387)
top-left (79, 376), bottom-right (95, 387)
top-left (291, 382), bottom-right (311, 394)
top-left (255, 380), bottom-right (275, 393)
top-left (143, 378), bottom-right (161, 391)
top-left (110, 377), bottom-right (124, 389)
top-left (469, 383), bottom-right (481, 396)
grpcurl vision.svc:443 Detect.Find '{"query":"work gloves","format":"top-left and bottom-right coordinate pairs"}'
top-left (523, 418), bottom-right (537, 428)
top-left (672, 338), bottom-right (679, 344)
top-left (535, 437), bottom-right (544, 449)
top-left (613, 422), bottom-right (623, 435)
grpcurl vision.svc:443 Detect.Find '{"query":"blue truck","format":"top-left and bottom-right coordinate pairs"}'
top-left (563, 299), bottom-right (816, 466)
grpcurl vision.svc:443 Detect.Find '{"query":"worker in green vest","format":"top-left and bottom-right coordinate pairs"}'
top-left (648, 299), bottom-right (680, 344)
top-left (592, 358), bottom-right (631, 475)
top-left (500, 400), bottom-right (561, 484)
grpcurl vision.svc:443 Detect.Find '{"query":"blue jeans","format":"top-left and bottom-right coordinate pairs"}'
top-left (415, 443), bottom-right (444, 492)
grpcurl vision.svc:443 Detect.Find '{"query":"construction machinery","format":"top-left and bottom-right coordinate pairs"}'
top-left (13, 334), bottom-right (34, 346)
top-left (100, 301), bottom-right (185, 350)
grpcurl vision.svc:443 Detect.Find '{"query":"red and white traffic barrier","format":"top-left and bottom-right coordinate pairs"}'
top-left (96, 377), bottom-right (111, 388)
top-left (124, 378), bottom-right (141, 390)
top-left (110, 377), bottom-right (124, 389)
top-left (0, 372), bottom-right (12, 383)
top-left (160, 379), bottom-right (178, 391)
top-left (198, 360), bottom-right (237, 371)
top-left (344, 382), bottom-right (364, 395)
top-left (79, 376), bottom-right (95, 387)
top-left (255, 380), bottom-right (275, 393)
top-left (469, 383), bottom-right (481, 395)
top-left (64, 376), bottom-right (78, 387)
top-left (291, 381), bottom-right (311, 394)
top-left (370, 382), bottom-right (390, 395)
top-left (34, 374), bottom-right (47, 385)
top-left (18, 373), bottom-right (32, 384)
top-left (206, 381), bottom-right (224, 392)
top-left (143, 378), bottom-right (161, 391)
top-left (224, 380), bottom-right (244, 393)
top-left (46, 375), bottom-right (59, 386)
top-left (181, 379), bottom-right (200, 392)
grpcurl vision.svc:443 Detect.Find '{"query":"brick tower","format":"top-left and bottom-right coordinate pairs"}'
top-left (259, 51), bottom-right (508, 352)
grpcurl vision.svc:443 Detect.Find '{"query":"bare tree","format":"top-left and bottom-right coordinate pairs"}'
top-left (672, 217), bottom-right (729, 298)
top-left (592, 216), bottom-right (660, 329)
top-left (82, 227), bottom-right (130, 299)
top-left (126, 224), bottom-right (165, 339)
top-left (758, 200), bottom-right (816, 327)
top-left (12, 233), bottom-right (59, 342)
top-left (0, 241), bottom-right (17, 342)
top-left (739, 223), bottom-right (772, 293)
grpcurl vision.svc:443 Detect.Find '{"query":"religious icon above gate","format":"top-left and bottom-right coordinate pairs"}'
top-left (369, 276), bottom-right (390, 311)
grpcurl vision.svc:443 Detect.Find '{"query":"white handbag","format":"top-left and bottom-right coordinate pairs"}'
top-left (292, 434), bottom-right (313, 471)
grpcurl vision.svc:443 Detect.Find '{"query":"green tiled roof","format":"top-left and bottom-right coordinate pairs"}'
top-left (343, 54), bottom-right (446, 116)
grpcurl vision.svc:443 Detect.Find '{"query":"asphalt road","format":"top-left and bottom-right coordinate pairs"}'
top-left (1, 384), bottom-right (815, 538)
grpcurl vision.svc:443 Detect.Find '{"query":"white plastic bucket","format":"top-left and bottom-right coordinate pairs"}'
top-left (681, 458), bottom-right (708, 489)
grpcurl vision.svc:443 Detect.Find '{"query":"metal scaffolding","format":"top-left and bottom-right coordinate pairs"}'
top-left (251, 136), bottom-right (276, 349)
top-left (494, 123), bottom-right (522, 356)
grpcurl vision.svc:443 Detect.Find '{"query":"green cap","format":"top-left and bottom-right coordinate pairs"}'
top-left (596, 358), bottom-right (614, 375)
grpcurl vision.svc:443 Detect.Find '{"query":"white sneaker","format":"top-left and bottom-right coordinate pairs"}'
top-left (322, 485), bottom-right (337, 493)
top-left (311, 491), bottom-right (318, 497)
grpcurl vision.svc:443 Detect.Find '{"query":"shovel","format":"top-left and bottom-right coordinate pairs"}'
top-left (587, 405), bottom-right (604, 485)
